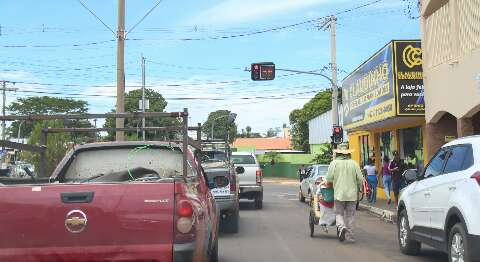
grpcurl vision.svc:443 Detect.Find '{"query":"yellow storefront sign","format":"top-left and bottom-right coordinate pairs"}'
top-left (345, 99), bottom-right (396, 130)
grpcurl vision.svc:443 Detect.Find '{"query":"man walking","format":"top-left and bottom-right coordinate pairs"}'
top-left (326, 143), bottom-right (364, 243)
top-left (298, 164), bottom-right (307, 182)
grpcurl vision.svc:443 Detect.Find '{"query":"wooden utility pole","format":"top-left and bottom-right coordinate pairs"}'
top-left (141, 55), bottom-right (146, 141)
top-left (1, 81), bottom-right (17, 143)
top-left (330, 15), bottom-right (338, 127)
top-left (116, 0), bottom-right (126, 141)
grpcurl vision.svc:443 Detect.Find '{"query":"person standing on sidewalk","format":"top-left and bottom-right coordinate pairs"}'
top-left (382, 156), bottom-right (392, 205)
top-left (389, 151), bottom-right (406, 209)
top-left (363, 158), bottom-right (378, 204)
top-left (298, 165), bottom-right (307, 182)
top-left (326, 143), bottom-right (364, 243)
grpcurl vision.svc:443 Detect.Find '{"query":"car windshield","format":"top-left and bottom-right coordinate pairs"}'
top-left (62, 147), bottom-right (182, 183)
top-left (231, 155), bottom-right (256, 165)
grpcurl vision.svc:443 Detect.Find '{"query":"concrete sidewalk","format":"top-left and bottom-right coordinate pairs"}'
top-left (359, 197), bottom-right (397, 223)
top-left (262, 177), bottom-right (299, 185)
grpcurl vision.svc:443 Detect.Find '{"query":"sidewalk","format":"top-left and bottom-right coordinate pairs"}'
top-left (359, 196), bottom-right (398, 223)
top-left (262, 177), bottom-right (299, 185)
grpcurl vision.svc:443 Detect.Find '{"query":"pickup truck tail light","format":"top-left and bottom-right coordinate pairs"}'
top-left (472, 172), bottom-right (480, 185)
top-left (230, 175), bottom-right (237, 192)
top-left (174, 182), bottom-right (195, 244)
top-left (256, 170), bottom-right (262, 185)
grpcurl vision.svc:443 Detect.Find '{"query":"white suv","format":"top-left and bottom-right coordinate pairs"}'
top-left (397, 136), bottom-right (480, 262)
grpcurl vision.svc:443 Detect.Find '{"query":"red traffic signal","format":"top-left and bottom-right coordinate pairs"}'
top-left (251, 62), bottom-right (275, 81)
top-left (332, 126), bottom-right (343, 144)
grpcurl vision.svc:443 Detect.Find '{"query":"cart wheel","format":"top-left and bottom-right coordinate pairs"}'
top-left (309, 210), bottom-right (315, 237)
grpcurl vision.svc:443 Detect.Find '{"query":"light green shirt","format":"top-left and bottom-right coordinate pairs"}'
top-left (325, 156), bottom-right (364, 202)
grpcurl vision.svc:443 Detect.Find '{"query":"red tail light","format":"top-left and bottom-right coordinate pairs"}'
top-left (174, 182), bottom-right (195, 244)
top-left (315, 177), bottom-right (324, 186)
top-left (256, 170), bottom-right (262, 184)
top-left (230, 175), bottom-right (237, 192)
top-left (472, 172), bottom-right (480, 185)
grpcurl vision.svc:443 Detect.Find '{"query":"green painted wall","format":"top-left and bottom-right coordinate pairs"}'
top-left (257, 153), bottom-right (314, 179)
top-left (310, 144), bottom-right (325, 155)
top-left (232, 146), bottom-right (256, 153)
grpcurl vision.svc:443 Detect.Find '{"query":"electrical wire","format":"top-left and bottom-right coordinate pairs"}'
top-left (126, 0), bottom-right (165, 36)
top-left (76, 0), bottom-right (117, 37)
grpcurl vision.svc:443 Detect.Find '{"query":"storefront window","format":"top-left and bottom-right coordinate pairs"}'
top-left (400, 126), bottom-right (424, 172)
top-left (379, 131), bottom-right (397, 161)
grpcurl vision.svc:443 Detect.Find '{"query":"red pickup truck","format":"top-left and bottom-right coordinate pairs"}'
top-left (0, 141), bottom-right (219, 262)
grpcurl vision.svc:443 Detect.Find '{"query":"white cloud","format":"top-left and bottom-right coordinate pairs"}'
top-left (190, 0), bottom-right (337, 25)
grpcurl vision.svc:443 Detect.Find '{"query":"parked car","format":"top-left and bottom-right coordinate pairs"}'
top-left (299, 165), bottom-right (329, 203)
top-left (0, 141), bottom-right (220, 262)
top-left (201, 143), bottom-right (241, 233)
top-left (397, 136), bottom-right (480, 262)
top-left (231, 152), bottom-right (263, 209)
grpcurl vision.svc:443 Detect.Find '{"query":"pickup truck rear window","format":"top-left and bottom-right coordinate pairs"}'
top-left (62, 148), bottom-right (183, 183)
top-left (231, 155), bottom-right (256, 165)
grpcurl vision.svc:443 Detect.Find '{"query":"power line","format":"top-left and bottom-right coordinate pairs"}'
top-left (126, 0), bottom-right (165, 36)
top-left (76, 0), bottom-right (116, 37)
top-left (0, 39), bottom-right (115, 48)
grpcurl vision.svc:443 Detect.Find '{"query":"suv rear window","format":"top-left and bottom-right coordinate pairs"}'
top-left (231, 155), bottom-right (256, 165)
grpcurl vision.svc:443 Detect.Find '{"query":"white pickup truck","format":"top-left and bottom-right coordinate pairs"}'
top-left (231, 152), bottom-right (263, 209)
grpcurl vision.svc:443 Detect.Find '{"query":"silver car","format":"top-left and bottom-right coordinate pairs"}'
top-left (299, 164), bottom-right (329, 203)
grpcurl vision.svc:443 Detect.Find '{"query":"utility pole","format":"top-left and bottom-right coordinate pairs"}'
top-left (116, 0), bottom-right (126, 141)
top-left (1, 81), bottom-right (17, 142)
top-left (329, 15), bottom-right (339, 127)
top-left (141, 55), bottom-right (146, 141)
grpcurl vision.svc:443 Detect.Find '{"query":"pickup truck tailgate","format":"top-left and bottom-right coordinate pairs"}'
top-left (0, 182), bottom-right (175, 260)
top-left (238, 164), bottom-right (259, 185)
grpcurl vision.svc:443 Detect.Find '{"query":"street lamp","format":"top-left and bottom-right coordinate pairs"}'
top-left (211, 113), bottom-right (237, 140)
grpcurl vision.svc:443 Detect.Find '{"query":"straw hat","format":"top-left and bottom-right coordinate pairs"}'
top-left (333, 143), bottom-right (354, 155)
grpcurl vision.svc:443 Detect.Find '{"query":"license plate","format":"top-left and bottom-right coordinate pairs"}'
top-left (212, 186), bottom-right (230, 196)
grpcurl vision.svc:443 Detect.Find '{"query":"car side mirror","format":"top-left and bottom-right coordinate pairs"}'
top-left (403, 169), bottom-right (419, 184)
top-left (235, 166), bottom-right (245, 174)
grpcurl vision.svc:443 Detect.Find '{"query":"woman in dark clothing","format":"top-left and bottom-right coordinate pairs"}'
top-left (389, 151), bottom-right (405, 209)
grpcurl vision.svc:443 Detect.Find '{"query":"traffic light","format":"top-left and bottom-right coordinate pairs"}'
top-left (251, 62), bottom-right (275, 81)
top-left (332, 126), bottom-right (343, 145)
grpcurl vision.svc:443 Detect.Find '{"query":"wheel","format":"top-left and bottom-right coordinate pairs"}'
top-left (224, 210), bottom-right (239, 234)
top-left (448, 223), bottom-right (471, 262)
top-left (309, 210), bottom-right (315, 237)
top-left (209, 231), bottom-right (218, 262)
top-left (254, 198), bottom-right (263, 209)
top-left (299, 189), bottom-right (305, 202)
top-left (398, 209), bottom-right (421, 255)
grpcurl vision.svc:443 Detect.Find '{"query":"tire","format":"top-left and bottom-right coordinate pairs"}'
top-left (448, 223), bottom-right (471, 262)
top-left (309, 210), bottom-right (315, 237)
top-left (224, 210), bottom-right (239, 234)
top-left (299, 189), bottom-right (305, 202)
top-left (398, 209), bottom-right (421, 255)
top-left (209, 231), bottom-right (218, 262)
top-left (254, 198), bottom-right (263, 209)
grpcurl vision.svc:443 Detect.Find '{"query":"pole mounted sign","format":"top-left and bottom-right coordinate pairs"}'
top-left (251, 62), bottom-right (275, 81)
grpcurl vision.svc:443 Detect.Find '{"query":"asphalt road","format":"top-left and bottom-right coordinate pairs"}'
top-left (218, 183), bottom-right (448, 262)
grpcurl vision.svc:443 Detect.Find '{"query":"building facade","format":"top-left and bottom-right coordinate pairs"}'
top-left (343, 40), bottom-right (427, 170)
top-left (307, 106), bottom-right (345, 155)
top-left (421, 0), bottom-right (480, 158)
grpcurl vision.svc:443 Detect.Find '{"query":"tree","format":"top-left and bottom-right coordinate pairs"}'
top-left (264, 151), bottom-right (283, 177)
top-left (21, 120), bottom-right (71, 176)
top-left (203, 110), bottom-right (237, 143)
top-left (104, 88), bottom-right (179, 140)
top-left (245, 126), bottom-right (252, 138)
top-left (311, 143), bottom-right (333, 164)
top-left (266, 127), bottom-right (281, 137)
top-left (7, 96), bottom-right (90, 139)
top-left (289, 90), bottom-right (332, 152)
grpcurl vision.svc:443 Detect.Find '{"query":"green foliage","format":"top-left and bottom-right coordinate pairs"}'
top-left (311, 143), bottom-right (333, 165)
top-left (264, 151), bottom-right (283, 165)
top-left (104, 88), bottom-right (179, 140)
top-left (21, 120), bottom-right (71, 176)
top-left (203, 110), bottom-right (237, 143)
top-left (266, 127), bottom-right (281, 137)
top-left (7, 96), bottom-right (89, 139)
top-left (289, 90), bottom-right (332, 152)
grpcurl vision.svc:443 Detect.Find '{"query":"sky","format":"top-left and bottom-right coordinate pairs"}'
top-left (0, 0), bottom-right (421, 135)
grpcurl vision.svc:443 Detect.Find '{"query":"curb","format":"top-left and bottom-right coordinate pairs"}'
top-left (359, 203), bottom-right (397, 224)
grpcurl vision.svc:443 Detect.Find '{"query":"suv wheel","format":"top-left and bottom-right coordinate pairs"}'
top-left (254, 196), bottom-right (263, 209)
top-left (448, 223), bottom-right (471, 262)
top-left (398, 209), bottom-right (421, 255)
